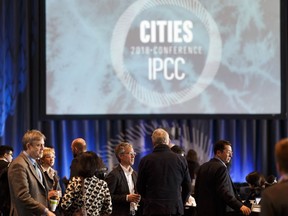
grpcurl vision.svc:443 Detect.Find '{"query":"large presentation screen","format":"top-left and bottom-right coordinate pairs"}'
top-left (44, 0), bottom-right (282, 116)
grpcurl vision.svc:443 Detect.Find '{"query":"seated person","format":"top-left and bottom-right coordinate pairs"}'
top-left (243, 171), bottom-right (266, 208)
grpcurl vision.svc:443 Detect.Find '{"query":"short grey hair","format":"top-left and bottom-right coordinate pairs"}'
top-left (114, 142), bottom-right (133, 162)
top-left (151, 128), bottom-right (169, 146)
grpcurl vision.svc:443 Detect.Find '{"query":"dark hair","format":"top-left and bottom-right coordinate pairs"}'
top-left (245, 171), bottom-right (266, 188)
top-left (77, 151), bottom-right (105, 178)
top-left (213, 140), bottom-right (231, 155)
top-left (171, 145), bottom-right (185, 156)
top-left (0, 145), bottom-right (14, 156)
top-left (265, 175), bottom-right (277, 187)
top-left (186, 149), bottom-right (198, 162)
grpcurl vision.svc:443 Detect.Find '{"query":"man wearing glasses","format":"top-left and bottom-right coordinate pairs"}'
top-left (0, 145), bottom-right (13, 170)
top-left (105, 142), bottom-right (141, 216)
top-left (194, 140), bottom-right (251, 216)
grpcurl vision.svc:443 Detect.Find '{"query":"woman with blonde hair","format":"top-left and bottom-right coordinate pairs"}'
top-left (39, 147), bottom-right (62, 215)
top-left (39, 147), bottom-right (62, 192)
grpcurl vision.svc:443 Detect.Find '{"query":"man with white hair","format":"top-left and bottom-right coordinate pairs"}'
top-left (137, 128), bottom-right (192, 216)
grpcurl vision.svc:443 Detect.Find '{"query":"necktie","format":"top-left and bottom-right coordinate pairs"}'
top-left (34, 163), bottom-right (43, 183)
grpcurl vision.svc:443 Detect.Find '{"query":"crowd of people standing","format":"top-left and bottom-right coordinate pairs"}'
top-left (0, 128), bottom-right (288, 216)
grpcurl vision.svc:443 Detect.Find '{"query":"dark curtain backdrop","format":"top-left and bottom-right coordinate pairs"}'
top-left (1, 0), bottom-right (288, 183)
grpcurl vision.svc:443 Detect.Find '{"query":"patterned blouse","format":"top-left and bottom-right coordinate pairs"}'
top-left (61, 176), bottom-right (112, 216)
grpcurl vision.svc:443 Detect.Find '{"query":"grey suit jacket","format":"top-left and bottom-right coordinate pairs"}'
top-left (261, 180), bottom-right (288, 216)
top-left (8, 152), bottom-right (49, 216)
top-left (105, 164), bottom-right (138, 216)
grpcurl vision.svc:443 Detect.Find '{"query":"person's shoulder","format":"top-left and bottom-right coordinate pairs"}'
top-left (207, 158), bottom-right (223, 166)
top-left (175, 153), bottom-right (188, 163)
top-left (0, 160), bottom-right (8, 165)
top-left (91, 176), bottom-right (109, 186)
top-left (109, 164), bottom-right (122, 173)
top-left (263, 181), bottom-right (288, 196)
top-left (70, 176), bottom-right (82, 185)
top-left (199, 158), bottom-right (222, 170)
top-left (105, 165), bottom-right (123, 178)
top-left (71, 156), bottom-right (79, 163)
top-left (9, 153), bottom-right (27, 167)
top-left (0, 160), bottom-right (9, 170)
top-left (199, 158), bottom-right (213, 166)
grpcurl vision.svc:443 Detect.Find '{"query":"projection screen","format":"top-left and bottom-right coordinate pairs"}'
top-left (44, 0), bottom-right (284, 117)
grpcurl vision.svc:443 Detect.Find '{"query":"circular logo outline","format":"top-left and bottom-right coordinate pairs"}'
top-left (111, 0), bottom-right (222, 107)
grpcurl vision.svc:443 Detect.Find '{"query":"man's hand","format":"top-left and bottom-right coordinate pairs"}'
top-left (48, 190), bottom-right (60, 201)
top-left (240, 205), bottom-right (251, 215)
top-left (127, 193), bottom-right (141, 203)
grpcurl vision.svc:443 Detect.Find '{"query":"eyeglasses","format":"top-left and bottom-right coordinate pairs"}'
top-left (122, 152), bottom-right (137, 156)
top-left (6, 152), bottom-right (13, 157)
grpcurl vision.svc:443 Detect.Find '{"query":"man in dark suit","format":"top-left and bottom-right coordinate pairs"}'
top-left (261, 138), bottom-right (288, 216)
top-left (0, 145), bottom-right (14, 216)
top-left (8, 130), bottom-right (56, 216)
top-left (105, 142), bottom-right (141, 216)
top-left (62, 138), bottom-right (88, 188)
top-left (70, 137), bottom-right (87, 179)
top-left (136, 128), bottom-right (192, 216)
top-left (194, 140), bottom-right (251, 216)
top-left (0, 145), bottom-right (14, 171)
